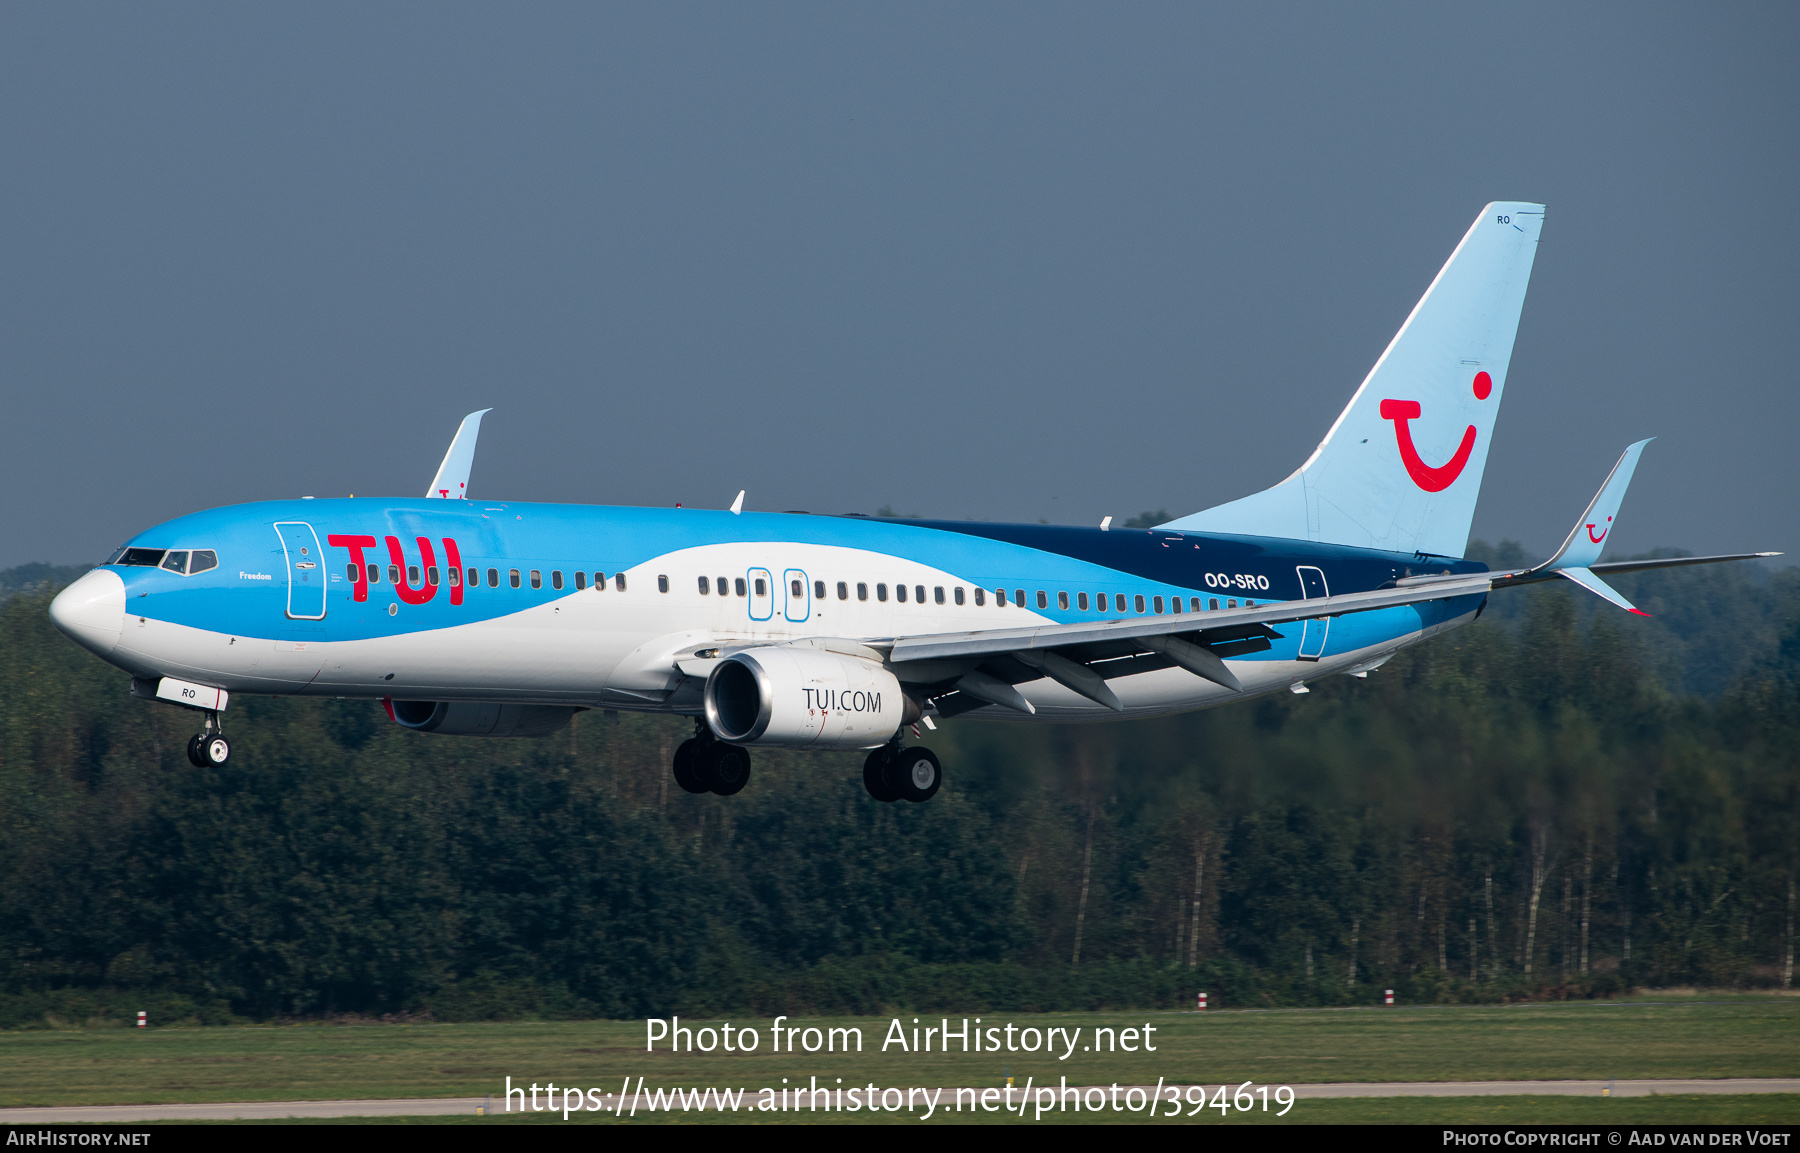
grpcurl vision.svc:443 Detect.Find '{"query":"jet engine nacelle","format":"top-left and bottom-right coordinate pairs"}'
top-left (704, 647), bottom-right (906, 749)
top-left (388, 699), bottom-right (578, 738)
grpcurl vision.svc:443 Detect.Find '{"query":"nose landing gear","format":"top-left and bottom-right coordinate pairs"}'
top-left (185, 712), bottom-right (230, 767)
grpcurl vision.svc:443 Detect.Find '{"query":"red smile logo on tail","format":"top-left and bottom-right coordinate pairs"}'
top-left (1379, 372), bottom-right (1491, 493)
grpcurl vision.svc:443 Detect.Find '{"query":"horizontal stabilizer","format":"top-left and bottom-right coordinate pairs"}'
top-left (1558, 566), bottom-right (1647, 616)
top-left (426, 409), bottom-right (492, 499)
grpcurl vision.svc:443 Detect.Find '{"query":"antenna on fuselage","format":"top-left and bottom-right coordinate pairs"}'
top-left (426, 410), bottom-right (492, 499)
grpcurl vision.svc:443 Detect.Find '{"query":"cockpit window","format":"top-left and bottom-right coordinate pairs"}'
top-left (118, 548), bottom-right (167, 567)
top-left (118, 547), bottom-right (218, 575)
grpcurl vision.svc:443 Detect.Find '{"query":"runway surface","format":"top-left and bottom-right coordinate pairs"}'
top-left (3, 1080), bottom-right (1797, 1122)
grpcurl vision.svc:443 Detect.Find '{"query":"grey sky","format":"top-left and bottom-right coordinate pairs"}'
top-left (3, 2), bottom-right (1795, 568)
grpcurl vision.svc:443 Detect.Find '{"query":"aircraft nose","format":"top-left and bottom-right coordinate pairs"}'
top-left (49, 568), bottom-right (126, 656)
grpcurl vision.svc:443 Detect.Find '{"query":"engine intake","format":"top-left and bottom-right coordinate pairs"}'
top-left (388, 700), bottom-right (578, 738)
top-left (704, 648), bottom-right (905, 749)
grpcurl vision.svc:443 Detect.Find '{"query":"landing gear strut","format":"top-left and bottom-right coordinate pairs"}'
top-left (185, 712), bottom-right (230, 767)
top-left (672, 721), bottom-right (753, 796)
top-left (863, 739), bottom-right (941, 803)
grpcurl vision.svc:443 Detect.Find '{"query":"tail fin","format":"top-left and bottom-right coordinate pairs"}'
top-left (1163, 202), bottom-right (1545, 557)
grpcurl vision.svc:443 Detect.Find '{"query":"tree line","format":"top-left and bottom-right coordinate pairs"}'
top-left (0, 550), bottom-right (1795, 1025)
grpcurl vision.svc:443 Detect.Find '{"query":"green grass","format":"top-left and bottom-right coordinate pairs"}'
top-left (160, 1095), bottom-right (1800, 1125)
top-left (2, 999), bottom-right (1794, 1110)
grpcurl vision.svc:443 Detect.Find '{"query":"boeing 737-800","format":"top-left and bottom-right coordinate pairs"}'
top-left (48, 203), bottom-right (1774, 802)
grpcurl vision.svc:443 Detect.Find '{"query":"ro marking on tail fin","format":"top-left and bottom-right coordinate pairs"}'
top-left (1164, 202), bottom-right (1545, 558)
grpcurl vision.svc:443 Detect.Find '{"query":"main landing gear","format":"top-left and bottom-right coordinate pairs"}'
top-left (185, 712), bottom-right (230, 767)
top-left (863, 741), bottom-right (942, 803)
top-left (672, 722), bottom-right (752, 796)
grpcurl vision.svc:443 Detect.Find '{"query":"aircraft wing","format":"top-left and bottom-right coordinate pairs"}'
top-left (886, 574), bottom-right (1495, 665)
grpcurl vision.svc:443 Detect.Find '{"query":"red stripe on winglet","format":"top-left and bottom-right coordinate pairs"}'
top-left (1629, 609), bottom-right (1652, 616)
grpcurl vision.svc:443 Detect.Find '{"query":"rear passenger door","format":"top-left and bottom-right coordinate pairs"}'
top-left (1295, 565), bottom-right (1328, 661)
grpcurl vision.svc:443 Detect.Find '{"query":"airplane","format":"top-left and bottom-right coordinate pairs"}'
top-left (48, 202), bottom-right (1776, 803)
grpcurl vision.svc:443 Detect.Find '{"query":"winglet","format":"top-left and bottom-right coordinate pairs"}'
top-left (1526, 438), bottom-right (1653, 613)
top-left (425, 410), bottom-right (492, 499)
top-left (729, 490), bottom-right (744, 515)
top-left (1541, 439), bottom-right (1652, 571)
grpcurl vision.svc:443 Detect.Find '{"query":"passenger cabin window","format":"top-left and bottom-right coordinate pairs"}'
top-left (427, 567), bottom-right (440, 586)
top-left (1015, 589), bottom-right (1026, 608)
top-left (448, 568), bottom-right (460, 587)
top-left (973, 588), bottom-right (984, 606)
top-left (160, 551), bottom-right (189, 574)
top-left (488, 568), bottom-right (500, 587)
top-left (575, 572), bottom-right (587, 590)
top-left (510, 569), bottom-right (521, 588)
top-left (735, 577), bottom-right (746, 597)
top-left (1228, 598), bottom-right (1238, 609)
top-left (551, 571), bottom-right (563, 590)
top-left (954, 587), bottom-right (964, 605)
top-left (1057, 591), bottom-right (1069, 610)
top-left (409, 565), bottom-right (420, 584)
top-left (1135, 595), bottom-right (1146, 613)
top-left (995, 588), bottom-right (1007, 606)
top-left (1209, 597), bottom-right (1219, 610)
top-left (657, 575), bottom-right (669, 593)
top-left (1036, 591), bottom-right (1048, 609)
top-left (896, 584), bottom-right (907, 603)
top-left (615, 573), bottom-right (626, 591)
top-left (697, 576), bottom-right (709, 594)
top-left (530, 570), bottom-right (542, 590)
top-left (1153, 595), bottom-right (1163, 613)
top-left (597, 573), bottom-right (608, 590)
top-left (934, 586), bottom-right (945, 605)
top-left (837, 581), bottom-right (848, 600)
top-left (857, 582), bottom-right (868, 601)
top-left (815, 580), bottom-right (827, 599)
top-left (876, 583), bottom-right (888, 602)
top-left (189, 550), bottom-right (217, 574)
top-left (1190, 597), bottom-right (1201, 612)
top-left (390, 565), bottom-right (402, 584)
top-left (346, 563), bottom-right (359, 581)
top-left (753, 577), bottom-right (766, 596)
top-left (791, 579), bottom-right (804, 597)
top-left (915, 585), bottom-right (925, 604)
top-left (469, 568), bottom-right (479, 587)
top-left (1078, 592), bottom-right (1089, 610)
top-left (715, 575), bottom-right (727, 594)
top-left (367, 564), bottom-right (381, 584)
